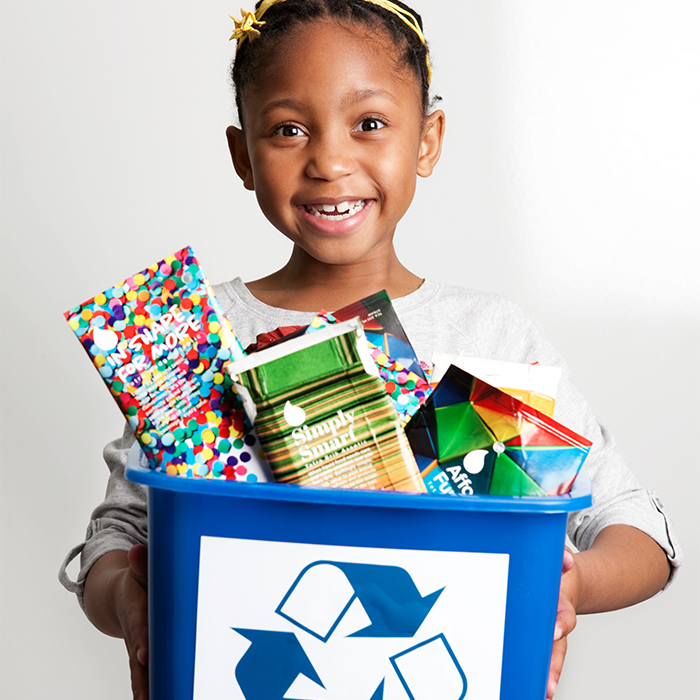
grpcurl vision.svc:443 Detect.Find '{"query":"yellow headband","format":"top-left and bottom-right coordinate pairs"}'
top-left (229, 0), bottom-right (431, 84)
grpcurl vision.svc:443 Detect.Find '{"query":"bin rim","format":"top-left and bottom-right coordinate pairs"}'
top-left (126, 450), bottom-right (591, 515)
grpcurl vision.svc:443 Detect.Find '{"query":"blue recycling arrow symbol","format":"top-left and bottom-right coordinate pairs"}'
top-left (370, 679), bottom-right (386, 700)
top-left (277, 561), bottom-right (443, 639)
top-left (233, 560), bottom-right (464, 700)
top-left (232, 629), bottom-right (324, 700)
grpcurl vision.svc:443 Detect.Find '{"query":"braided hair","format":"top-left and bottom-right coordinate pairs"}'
top-left (231, 0), bottom-right (433, 126)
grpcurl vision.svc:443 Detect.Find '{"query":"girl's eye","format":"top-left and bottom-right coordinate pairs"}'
top-left (357, 118), bottom-right (386, 132)
top-left (275, 124), bottom-right (304, 137)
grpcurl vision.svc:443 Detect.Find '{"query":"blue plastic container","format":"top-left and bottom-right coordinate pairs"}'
top-left (126, 449), bottom-right (590, 700)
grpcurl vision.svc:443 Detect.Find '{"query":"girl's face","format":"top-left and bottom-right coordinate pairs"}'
top-left (228, 19), bottom-right (444, 269)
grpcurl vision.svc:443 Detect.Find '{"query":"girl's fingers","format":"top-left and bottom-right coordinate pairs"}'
top-left (125, 574), bottom-right (149, 664)
top-left (562, 547), bottom-right (575, 574)
top-left (124, 588), bottom-right (149, 698)
top-left (547, 636), bottom-right (568, 699)
top-left (128, 544), bottom-right (149, 587)
top-left (555, 551), bottom-right (580, 641)
top-left (118, 555), bottom-right (150, 696)
top-left (550, 555), bottom-right (578, 697)
top-left (127, 639), bottom-right (149, 700)
top-left (553, 599), bottom-right (577, 642)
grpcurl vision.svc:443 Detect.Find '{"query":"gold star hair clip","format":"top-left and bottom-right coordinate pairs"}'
top-left (229, 1), bottom-right (291, 50)
top-left (229, 8), bottom-right (265, 43)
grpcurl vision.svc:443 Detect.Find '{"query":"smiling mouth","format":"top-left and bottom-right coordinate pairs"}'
top-left (304, 200), bottom-right (366, 220)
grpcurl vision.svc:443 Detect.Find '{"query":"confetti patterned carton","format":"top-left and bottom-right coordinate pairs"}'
top-left (305, 291), bottom-right (432, 425)
top-left (227, 318), bottom-right (425, 493)
top-left (65, 246), bottom-right (270, 481)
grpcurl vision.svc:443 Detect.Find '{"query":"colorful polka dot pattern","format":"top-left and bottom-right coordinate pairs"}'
top-left (368, 343), bottom-right (431, 425)
top-left (65, 247), bottom-right (267, 481)
top-left (308, 311), bottom-right (336, 331)
top-left (306, 311), bottom-right (431, 425)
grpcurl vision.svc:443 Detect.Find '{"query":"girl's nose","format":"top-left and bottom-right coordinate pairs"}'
top-left (304, 135), bottom-right (355, 181)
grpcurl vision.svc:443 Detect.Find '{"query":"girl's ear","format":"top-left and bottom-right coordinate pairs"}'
top-left (226, 125), bottom-right (255, 191)
top-left (416, 109), bottom-right (446, 178)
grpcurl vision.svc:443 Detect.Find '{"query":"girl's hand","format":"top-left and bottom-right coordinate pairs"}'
top-left (122, 545), bottom-right (149, 700)
top-left (545, 525), bottom-right (672, 698)
top-left (547, 548), bottom-right (581, 698)
top-left (83, 545), bottom-right (149, 700)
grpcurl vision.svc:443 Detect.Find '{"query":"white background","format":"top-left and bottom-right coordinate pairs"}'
top-left (1, 1), bottom-right (698, 698)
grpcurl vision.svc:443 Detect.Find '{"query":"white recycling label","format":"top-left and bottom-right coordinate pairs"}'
top-left (193, 537), bottom-right (509, 700)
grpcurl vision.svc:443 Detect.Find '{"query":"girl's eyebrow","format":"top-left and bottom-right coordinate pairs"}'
top-left (260, 98), bottom-right (305, 117)
top-left (342, 87), bottom-right (400, 107)
top-left (260, 88), bottom-right (399, 117)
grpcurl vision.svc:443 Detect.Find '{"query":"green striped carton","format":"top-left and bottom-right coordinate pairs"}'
top-left (226, 318), bottom-right (425, 493)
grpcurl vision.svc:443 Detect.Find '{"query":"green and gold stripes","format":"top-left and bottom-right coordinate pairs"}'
top-left (230, 319), bottom-right (425, 493)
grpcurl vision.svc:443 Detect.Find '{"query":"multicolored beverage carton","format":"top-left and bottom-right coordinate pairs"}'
top-left (405, 365), bottom-right (591, 497)
top-left (227, 318), bottom-right (425, 493)
top-left (431, 353), bottom-right (562, 417)
top-left (65, 247), bottom-right (270, 481)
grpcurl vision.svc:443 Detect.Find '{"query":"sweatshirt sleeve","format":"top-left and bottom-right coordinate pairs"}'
top-left (421, 285), bottom-right (683, 586)
top-left (58, 423), bottom-right (148, 610)
top-left (479, 295), bottom-right (683, 585)
top-left (555, 368), bottom-right (683, 586)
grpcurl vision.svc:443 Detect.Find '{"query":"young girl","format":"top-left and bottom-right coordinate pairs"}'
top-left (60, 1), bottom-right (681, 698)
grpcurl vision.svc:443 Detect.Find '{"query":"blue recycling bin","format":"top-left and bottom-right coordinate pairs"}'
top-left (126, 446), bottom-right (591, 700)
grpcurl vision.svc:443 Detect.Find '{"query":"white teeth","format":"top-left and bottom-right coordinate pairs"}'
top-left (306, 200), bottom-right (365, 220)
